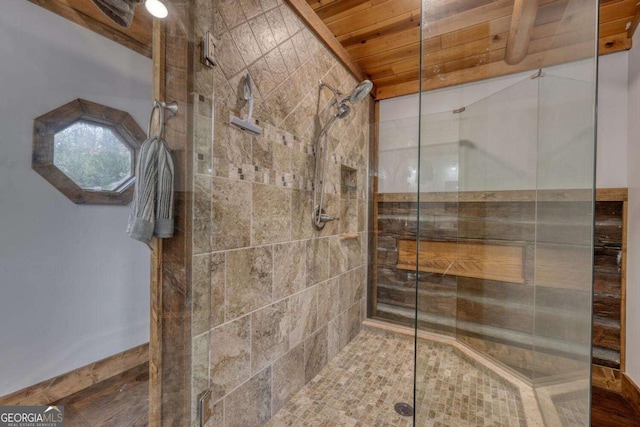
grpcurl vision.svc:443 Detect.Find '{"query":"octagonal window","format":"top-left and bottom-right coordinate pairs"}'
top-left (53, 121), bottom-right (133, 191)
top-left (33, 99), bottom-right (146, 205)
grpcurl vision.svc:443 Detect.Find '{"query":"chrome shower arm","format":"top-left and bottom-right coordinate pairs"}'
top-left (319, 81), bottom-right (342, 97)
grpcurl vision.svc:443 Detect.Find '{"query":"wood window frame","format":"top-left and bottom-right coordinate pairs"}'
top-left (32, 98), bottom-right (146, 205)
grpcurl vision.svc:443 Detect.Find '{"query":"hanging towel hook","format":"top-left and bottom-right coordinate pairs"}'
top-left (148, 100), bottom-right (178, 139)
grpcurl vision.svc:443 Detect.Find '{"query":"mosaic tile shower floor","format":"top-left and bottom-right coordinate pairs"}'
top-left (267, 330), bottom-right (526, 426)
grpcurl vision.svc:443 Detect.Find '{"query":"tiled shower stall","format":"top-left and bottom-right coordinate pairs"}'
top-left (188, 0), bottom-right (371, 424)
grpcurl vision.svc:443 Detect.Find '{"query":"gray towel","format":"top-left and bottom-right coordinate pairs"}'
top-left (127, 136), bottom-right (174, 246)
top-left (91, 0), bottom-right (143, 28)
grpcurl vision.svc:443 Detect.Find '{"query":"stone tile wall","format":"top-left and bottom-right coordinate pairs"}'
top-left (189, 0), bottom-right (370, 425)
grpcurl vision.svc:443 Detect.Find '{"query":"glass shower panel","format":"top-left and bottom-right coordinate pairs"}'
top-left (415, 111), bottom-right (460, 337)
top-left (456, 76), bottom-right (538, 381)
top-left (376, 110), bottom-right (460, 333)
top-left (416, 0), bottom-right (597, 423)
top-left (458, 78), bottom-right (539, 192)
top-left (533, 73), bottom-right (596, 426)
top-left (375, 114), bottom-right (421, 328)
top-left (378, 116), bottom-right (420, 194)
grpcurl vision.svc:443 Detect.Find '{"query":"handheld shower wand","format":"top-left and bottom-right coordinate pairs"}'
top-left (312, 79), bottom-right (373, 230)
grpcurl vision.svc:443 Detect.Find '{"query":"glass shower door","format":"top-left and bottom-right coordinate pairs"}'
top-left (415, 0), bottom-right (597, 421)
top-left (414, 75), bottom-right (541, 426)
top-left (533, 72), bottom-right (596, 426)
top-left (414, 71), bottom-right (596, 426)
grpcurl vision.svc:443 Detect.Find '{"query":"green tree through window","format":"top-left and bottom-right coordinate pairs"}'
top-left (53, 121), bottom-right (132, 191)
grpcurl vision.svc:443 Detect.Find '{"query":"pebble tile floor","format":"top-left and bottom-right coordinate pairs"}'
top-left (267, 330), bottom-right (526, 426)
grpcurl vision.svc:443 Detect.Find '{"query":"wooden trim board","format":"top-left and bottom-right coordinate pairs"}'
top-left (592, 365), bottom-right (622, 393)
top-left (368, 101), bottom-right (380, 319)
top-left (621, 200), bottom-right (628, 372)
top-left (284, 0), bottom-right (368, 83)
top-left (397, 239), bottom-right (526, 284)
top-left (0, 343), bottom-right (149, 406)
top-left (622, 373), bottom-right (640, 416)
top-left (377, 188), bottom-right (627, 203)
top-left (149, 0), bottom-right (194, 424)
top-left (149, 17), bottom-right (165, 427)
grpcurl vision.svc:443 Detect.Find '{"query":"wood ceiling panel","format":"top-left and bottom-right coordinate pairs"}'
top-left (600, 17), bottom-right (634, 38)
top-left (303, 0), bottom-right (639, 99)
top-left (534, 0), bottom-right (570, 26)
top-left (440, 16), bottom-right (510, 49)
top-left (600, 0), bottom-right (640, 23)
top-left (338, 10), bottom-right (421, 48)
top-left (367, 56), bottom-right (419, 80)
top-left (377, 32), bottom-right (629, 100)
top-left (315, 0), bottom-right (373, 23)
top-left (43, 0), bottom-right (640, 101)
top-left (356, 41), bottom-right (422, 70)
top-left (423, 0), bottom-right (497, 22)
top-left (347, 26), bottom-right (421, 60)
top-left (423, 33), bottom-right (509, 67)
top-left (327, 0), bottom-right (418, 36)
top-left (442, 48), bottom-right (507, 74)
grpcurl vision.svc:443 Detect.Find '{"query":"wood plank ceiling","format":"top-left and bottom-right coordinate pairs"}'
top-left (307, 0), bottom-right (640, 99)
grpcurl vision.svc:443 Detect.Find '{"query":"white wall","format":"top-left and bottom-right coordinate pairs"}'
top-left (626, 32), bottom-right (640, 386)
top-left (598, 52), bottom-right (629, 188)
top-left (0, 1), bottom-right (152, 395)
top-left (379, 53), bottom-right (628, 192)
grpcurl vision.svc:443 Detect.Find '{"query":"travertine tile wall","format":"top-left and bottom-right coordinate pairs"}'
top-left (189, 0), bottom-right (370, 425)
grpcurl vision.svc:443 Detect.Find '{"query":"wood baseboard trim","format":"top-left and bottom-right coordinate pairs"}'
top-left (592, 365), bottom-right (622, 392)
top-left (622, 373), bottom-right (640, 415)
top-left (0, 343), bottom-right (149, 406)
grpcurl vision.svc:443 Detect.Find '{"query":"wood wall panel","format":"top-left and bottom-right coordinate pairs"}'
top-left (373, 191), bottom-right (626, 378)
top-left (397, 239), bottom-right (526, 283)
top-left (593, 365), bottom-right (622, 392)
top-left (149, 1), bottom-right (193, 425)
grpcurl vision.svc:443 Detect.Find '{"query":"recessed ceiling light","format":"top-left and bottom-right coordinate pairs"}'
top-left (145, 0), bottom-right (168, 18)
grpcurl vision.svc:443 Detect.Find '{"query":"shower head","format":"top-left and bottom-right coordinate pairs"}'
top-left (348, 80), bottom-right (373, 104)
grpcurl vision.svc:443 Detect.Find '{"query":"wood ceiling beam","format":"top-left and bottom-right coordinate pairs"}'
top-left (284, 0), bottom-right (367, 82)
top-left (505, 0), bottom-right (540, 64)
